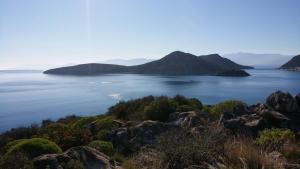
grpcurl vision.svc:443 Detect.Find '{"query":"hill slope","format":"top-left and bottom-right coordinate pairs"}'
top-left (280, 55), bottom-right (300, 71)
top-left (44, 51), bottom-right (251, 76)
top-left (200, 54), bottom-right (253, 69)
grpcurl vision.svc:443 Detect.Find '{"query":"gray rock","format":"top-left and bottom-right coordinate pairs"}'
top-left (266, 91), bottom-right (299, 113)
top-left (130, 120), bottom-right (174, 146)
top-left (34, 146), bottom-right (121, 169)
top-left (108, 120), bottom-right (176, 152)
top-left (168, 111), bottom-right (210, 129)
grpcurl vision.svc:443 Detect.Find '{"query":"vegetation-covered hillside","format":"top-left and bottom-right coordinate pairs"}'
top-left (1, 91), bottom-right (300, 169)
top-left (44, 51), bottom-right (251, 76)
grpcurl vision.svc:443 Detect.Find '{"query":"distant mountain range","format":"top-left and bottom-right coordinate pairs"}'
top-left (103, 58), bottom-right (154, 66)
top-left (280, 54), bottom-right (300, 71)
top-left (44, 51), bottom-right (252, 76)
top-left (223, 52), bottom-right (292, 68)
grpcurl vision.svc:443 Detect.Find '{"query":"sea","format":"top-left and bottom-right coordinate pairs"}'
top-left (0, 69), bottom-right (300, 132)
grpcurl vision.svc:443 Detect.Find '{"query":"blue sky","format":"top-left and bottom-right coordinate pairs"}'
top-left (1, 0), bottom-right (300, 69)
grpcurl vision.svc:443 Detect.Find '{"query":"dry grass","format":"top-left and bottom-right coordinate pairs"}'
top-left (224, 138), bottom-right (282, 169)
top-left (282, 142), bottom-right (300, 162)
top-left (122, 148), bottom-right (165, 169)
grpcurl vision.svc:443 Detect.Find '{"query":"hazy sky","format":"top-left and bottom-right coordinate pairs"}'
top-left (1, 0), bottom-right (300, 69)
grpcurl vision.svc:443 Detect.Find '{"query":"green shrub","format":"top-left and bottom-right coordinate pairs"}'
top-left (93, 116), bottom-right (115, 130)
top-left (256, 128), bottom-right (295, 150)
top-left (210, 100), bottom-right (246, 118)
top-left (40, 122), bottom-right (92, 150)
top-left (108, 96), bottom-right (155, 120)
top-left (71, 116), bottom-right (98, 128)
top-left (4, 138), bottom-right (62, 158)
top-left (0, 125), bottom-right (39, 152)
top-left (0, 152), bottom-right (34, 169)
top-left (107, 95), bottom-right (203, 122)
top-left (3, 139), bottom-right (27, 153)
top-left (143, 98), bottom-right (177, 121)
top-left (188, 98), bottom-right (203, 110)
top-left (202, 105), bottom-right (212, 113)
top-left (56, 115), bottom-right (81, 125)
top-left (95, 129), bottom-right (111, 141)
top-left (112, 153), bottom-right (127, 163)
top-left (88, 140), bottom-right (114, 156)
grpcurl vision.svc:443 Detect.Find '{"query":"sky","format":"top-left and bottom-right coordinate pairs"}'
top-left (0, 0), bottom-right (300, 69)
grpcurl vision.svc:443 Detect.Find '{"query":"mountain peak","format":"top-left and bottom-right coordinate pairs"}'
top-left (162, 51), bottom-right (196, 61)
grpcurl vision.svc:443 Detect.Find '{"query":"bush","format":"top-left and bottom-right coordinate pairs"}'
top-left (107, 95), bottom-right (203, 122)
top-left (71, 116), bottom-right (98, 128)
top-left (4, 138), bottom-right (62, 158)
top-left (157, 126), bottom-right (226, 169)
top-left (56, 115), bottom-right (81, 125)
top-left (0, 124), bottom-right (39, 152)
top-left (40, 123), bottom-right (92, 150)
top-left (108, 96), bottom-right (155, 120)
top-left (143, 98), bottom-right (177, 121)
top-left (92, 116), bottom-right (116, 132)
top-left (112, 153), bottom-right (127, 163)
top-left (88, 140), bottom-right (114, 156)
top-left (0, 152), bottom-right (34, 169)
top-left (210, 100), bottom-right (246, 118)
top-left (95, 129), bottom-right (111, 141)
top-left (174, 96), bottom-right (203, 112)
top-left (125, 125), bottom-right (227, 169)
top-left (256, 128), bottom-right (295, 150)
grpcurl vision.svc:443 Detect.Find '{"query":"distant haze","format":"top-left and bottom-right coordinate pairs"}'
top-left (223, 53), bottom-right (293, 68)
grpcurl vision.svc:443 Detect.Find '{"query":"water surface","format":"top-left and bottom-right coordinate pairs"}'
top-left (1, 69), bottom-right (300, 132)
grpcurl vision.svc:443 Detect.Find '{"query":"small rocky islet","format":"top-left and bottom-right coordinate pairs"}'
top-left (1, 91), bottom-right (300, 169)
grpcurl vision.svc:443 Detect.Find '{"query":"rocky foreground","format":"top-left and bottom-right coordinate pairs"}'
top-left (1, 91), bottom-right (300, 169)
top-left (31, 91), bottom-right (300, 169)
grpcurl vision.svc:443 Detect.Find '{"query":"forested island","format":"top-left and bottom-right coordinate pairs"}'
top-left (44, 51), bottom-right (252, 76)
top-left (1, 91), bottom-right (300, 169)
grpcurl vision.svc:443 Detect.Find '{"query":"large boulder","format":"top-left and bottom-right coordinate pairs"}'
top-left (168, 111), bottom-right (210, 129)
top-left (34, 146), bottom-right (121, 169)
top-left (266, 91), bottom-right (299, 113)
top-left (222, 113), bottom-right (268, 135)
top-left (108, 120), bottom-right (175, 152)
top-left (129, 120), bottom-right (174, 146)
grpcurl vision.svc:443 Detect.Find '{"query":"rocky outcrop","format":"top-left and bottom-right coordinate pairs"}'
top-left (34, 146), bottom-right (121, 169)
top-left (220, 91), bottom-right (300, 135)
top-left (108, 120), bottom-right (176, 152)
top-left (168, 111), bottom-right (210, 134)
top-left (220, 105), bottom-right (269, 135)
top-left (266, 91), bottom-right (299, 113)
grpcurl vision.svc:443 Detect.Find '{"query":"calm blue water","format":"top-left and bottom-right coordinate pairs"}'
top-left (0, 69), bottom-right (300, 132)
